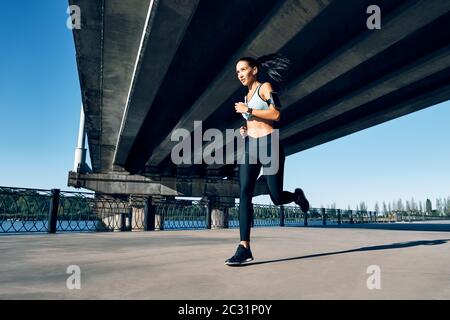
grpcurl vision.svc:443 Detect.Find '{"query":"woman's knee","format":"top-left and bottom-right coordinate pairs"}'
top-left (270, 192), bottom-right (283, 206)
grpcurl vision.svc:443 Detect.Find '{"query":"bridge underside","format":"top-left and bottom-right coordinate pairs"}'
top-left (69, 0), bottom-right (450, 196)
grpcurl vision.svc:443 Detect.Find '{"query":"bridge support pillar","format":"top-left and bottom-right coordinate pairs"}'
top-left (143, 196), bottom-right (156, 231)
top-left (205, 196), bottom-right (235, 229)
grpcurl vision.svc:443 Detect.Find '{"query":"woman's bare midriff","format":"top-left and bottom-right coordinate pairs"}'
top-left (246, 118), bottom-right (274, 138)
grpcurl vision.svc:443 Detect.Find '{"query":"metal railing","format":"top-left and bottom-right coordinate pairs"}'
top-left (0, 187), bottom-right (52, 233)
top-left (1, 186), bottom-right (449, 234)
top-left (154, 200), bottom-right (208, 230)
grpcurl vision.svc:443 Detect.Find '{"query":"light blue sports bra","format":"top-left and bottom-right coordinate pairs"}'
top-left (242, 83), bottom-right (269, 120)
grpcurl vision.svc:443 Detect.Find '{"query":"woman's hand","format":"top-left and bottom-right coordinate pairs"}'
top-left (234, 102), bottom-right (249, 114)
top-left (239, 125), bottom-right (247, 138)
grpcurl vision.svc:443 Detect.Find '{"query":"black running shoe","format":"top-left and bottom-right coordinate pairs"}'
top-left (295, 188), bottom-right (310, 213)
top-left (225, 244), bottom-right (254, 266)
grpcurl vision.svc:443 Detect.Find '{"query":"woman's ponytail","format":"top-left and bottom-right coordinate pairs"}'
top-left (256, 53), bottom-right (290, 91)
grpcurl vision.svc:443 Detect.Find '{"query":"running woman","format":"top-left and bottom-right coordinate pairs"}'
top-left (225, 53), bottom-right (310, 266)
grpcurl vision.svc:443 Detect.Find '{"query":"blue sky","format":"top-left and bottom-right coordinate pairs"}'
top-left (0, 1), bottom-right (448, 211)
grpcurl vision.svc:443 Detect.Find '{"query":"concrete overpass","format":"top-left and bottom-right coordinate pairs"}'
top-left (68, 0), bottom-right (450, 198)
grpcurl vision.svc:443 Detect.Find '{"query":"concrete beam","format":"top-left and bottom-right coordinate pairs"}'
top-left (68, 171), bottom-right (269, 197)
top-left (99, 0), bottom-right (153, 172)
top-left (281, 0), bottom-right (450, 107)
top-left (113, 0), bottom-right (200, 166)
top-left (281, 44), bottom-right (450, 140)
top-left (70, 0), bottom-right (103, 171)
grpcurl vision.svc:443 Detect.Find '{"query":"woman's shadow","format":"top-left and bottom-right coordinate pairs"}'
top-left (233, 239), bottom-right (450, 267)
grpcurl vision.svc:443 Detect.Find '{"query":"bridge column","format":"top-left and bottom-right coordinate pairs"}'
top-left (143, 196), bottom-right (156, 231)
top-left (47, 189), bottom-right (60, 234)
top-left (73, 104), bottom-right (91, 174)
top-left (206, 196), bottom-right (235, 229)
top-left (153, 196), bottom-right (168, 231)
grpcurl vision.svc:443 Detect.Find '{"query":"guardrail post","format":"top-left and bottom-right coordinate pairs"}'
top-left (206, 199), bottom-right (212, 229)
top-left (157, 204), bottom-right (165, 231)
top-left (48, 189), bottom-right (60, 234)
top-left (144, 197), bottom-right (155, 231)
top-left (322, 208), bottom-right (326, 225)
top-left (127, 206), bottom-right (133, 231)
top-left (337, 209), bottom-right (341, 224)
top-left (120, 211), bottom-right (126, 231)
top-left (224, 207), bottom-right (229, 229)
top-left (208, 196), bottom-right (232, 229)
top-left (280, 205), bottom-right (285, 227)
top-left (303, 210), bottom-right (308, 227)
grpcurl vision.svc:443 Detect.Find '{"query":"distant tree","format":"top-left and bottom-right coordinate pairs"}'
top-left (397, 198), bottom-right (404, 212)
top-left (382, 202), bottom-right (388, 216)
top-left (392, 199), bottom-right (397, 211)
top-left (441, 198), bottom-right (446, 215)
top-left (441, 197), bottom-right (446, 215)
top-left (310, 207), bottom-right (320, 218)
top-left (406, 200), bottom-right (411, 212)
top-left (411, 197), bottom-right (417, 212)
top-left (359, 201), bottom-right (367, 213)
top-left (441, 198), bottom-right (447, 215)
top-left (426, 199), bottom-right (432, 215)
top-left (445, 197), bottom-right (450, 216)
top-left (436, 198), bottom-right (443, 215)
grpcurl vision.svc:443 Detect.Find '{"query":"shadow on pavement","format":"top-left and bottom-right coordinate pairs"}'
top-left (306, 222), bottom-right (450, 232)
top-left (233, 239), bottom-right (450, 267)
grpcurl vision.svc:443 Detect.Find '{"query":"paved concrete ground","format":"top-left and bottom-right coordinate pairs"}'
top-left (1, 222), bottom-right (450, 299)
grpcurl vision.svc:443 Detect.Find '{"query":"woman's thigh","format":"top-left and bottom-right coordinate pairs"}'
top-left (239, 162), bottom-right (262, 192)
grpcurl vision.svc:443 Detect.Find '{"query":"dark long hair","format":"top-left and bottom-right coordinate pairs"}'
top-left (238, 53), bottom-right (290, 92)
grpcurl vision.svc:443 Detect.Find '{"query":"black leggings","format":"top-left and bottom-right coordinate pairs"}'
top-left (239, 132), bottom-right (297, 241)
